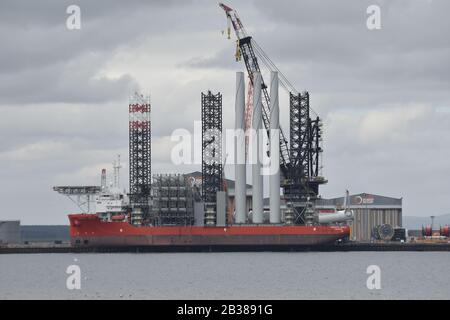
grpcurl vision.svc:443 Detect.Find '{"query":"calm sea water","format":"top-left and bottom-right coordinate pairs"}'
top-left (1, 252), bottom-right (449, 299)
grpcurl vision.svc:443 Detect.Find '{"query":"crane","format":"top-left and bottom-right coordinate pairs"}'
top-left (219, 3), bottom-right (291, 175)
top-left (219, 3), bottom-right (326, 223)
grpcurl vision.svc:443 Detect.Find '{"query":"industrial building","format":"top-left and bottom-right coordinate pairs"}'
top-left (0, 220), bottom-right (21, 245)
top-left (316, 193), bottom-right (402, 241)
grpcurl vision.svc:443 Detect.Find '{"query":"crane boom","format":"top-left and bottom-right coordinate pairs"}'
top-left (220, 3), bottom-right (290, 177)
top-left (219, 3), bottom-right (326, 216)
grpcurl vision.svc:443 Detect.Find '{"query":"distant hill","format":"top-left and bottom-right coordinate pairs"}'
top-left (21, 225), bottom-right (70, 242)
top-left (403, 213), bottom-right (450, 230)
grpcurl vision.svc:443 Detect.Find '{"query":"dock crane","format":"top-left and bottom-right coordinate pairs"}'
top-left (219, 3), bottom-right (326, 224)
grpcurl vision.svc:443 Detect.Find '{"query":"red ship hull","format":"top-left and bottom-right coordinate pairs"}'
top-left (69, 214), bottom-right (350, 247)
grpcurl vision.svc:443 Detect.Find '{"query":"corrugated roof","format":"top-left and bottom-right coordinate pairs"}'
top-left (317, 193), bottom-right (402, 207)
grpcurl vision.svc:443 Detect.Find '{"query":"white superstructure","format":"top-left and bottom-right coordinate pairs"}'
top-left (95, 156), bottom-right (129, 222)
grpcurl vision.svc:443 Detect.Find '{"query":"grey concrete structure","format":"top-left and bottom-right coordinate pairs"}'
top-left (0, 220), bottom-right (21, 244)
top-left (251, 72), bottom-right (263, 223)
top-left (234, 71), bottom-right (247, 223)
top-left (194, 202), bottom-right (205, 226)
top-left (269, 71), bottom-right (281, 223)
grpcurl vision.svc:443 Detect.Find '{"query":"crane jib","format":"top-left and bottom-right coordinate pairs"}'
top-left (238, 36), bottom-right (290, 177)
top-left (222, 4), bottom-right (326, 202)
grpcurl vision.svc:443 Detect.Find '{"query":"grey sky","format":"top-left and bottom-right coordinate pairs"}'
top-left (0, 0), bottom-right (449, 224)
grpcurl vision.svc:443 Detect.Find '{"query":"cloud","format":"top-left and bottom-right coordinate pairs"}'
top-left (323, 104), bottom-right (450, 217)
top-left (178, 49), bottom-right (236, 70)
top-left (0, 140), bottom-right (68, 162)
top-left (0, 54), bottom-right (137, 104)
top-left (358, 104), bottom-right (428, 143)
top-left (0, 0), bottom-right (201, 104)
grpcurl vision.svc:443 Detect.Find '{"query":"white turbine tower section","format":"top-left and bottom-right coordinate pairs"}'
top-left (234, 72), bottom-right (247, 224)
top-left (318, 190), bottom-right (354, 224)
top-left (251, 72), bottom-right (263, 224)
top-left (269, 71), bottom-right (281, 224)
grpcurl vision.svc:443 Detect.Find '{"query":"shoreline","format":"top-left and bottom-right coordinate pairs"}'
top-left (2, 242), bottom-right (450, 254)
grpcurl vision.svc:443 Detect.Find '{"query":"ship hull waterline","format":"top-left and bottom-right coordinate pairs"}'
top-left (69, 214), bottom-right (350, 247)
